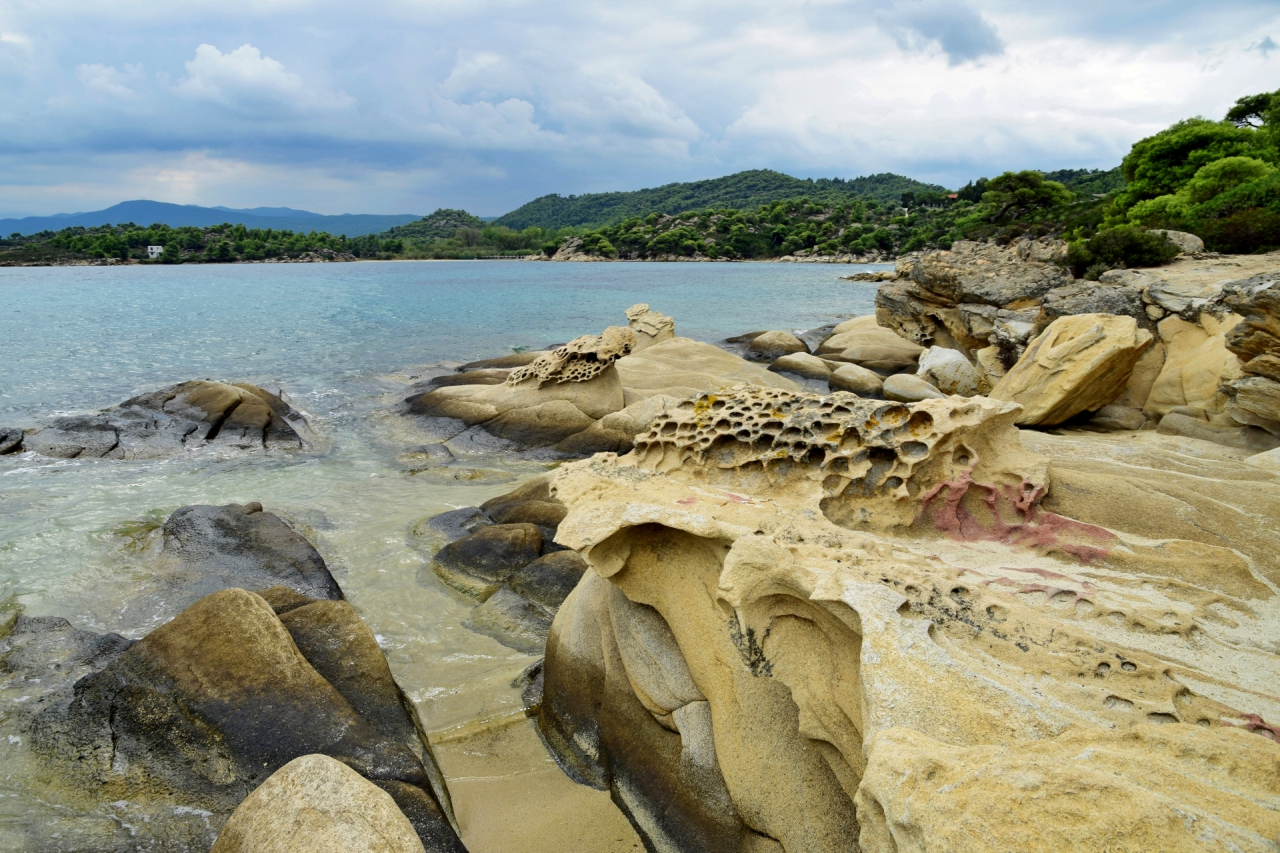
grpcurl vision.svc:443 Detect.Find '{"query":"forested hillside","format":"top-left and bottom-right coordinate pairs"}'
top-left (491, 169), bottom-right (947, 230)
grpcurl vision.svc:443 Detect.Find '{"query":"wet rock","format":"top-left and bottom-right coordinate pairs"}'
top-left (480, 473), bottom-right (566, 531)
top-left (883, 373), bottom-right (945, 402)
top-left (747, 331), bottom-right (808, 361)
top-left (0, 426), bottom-right (24, 454)
top-left (433, 523), bottom-right (545, 598)
top-left (828, 363), bottom-right (884, 396)
top-left (992, 314), bottom-right (1154, 426)
top-left (210, 754), bottom-right (431, 853)
top-left (22, 380), bottom-right (309, 460)
top-left (34, 587), bottom-right (461, 850)
top-left (413, 507), bottom-right (492, 548)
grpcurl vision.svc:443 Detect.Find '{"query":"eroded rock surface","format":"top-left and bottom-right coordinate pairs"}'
top-left (17, 380), bottom-right (308, 459)
top-left (539, 386), bottom-right (1280, 853)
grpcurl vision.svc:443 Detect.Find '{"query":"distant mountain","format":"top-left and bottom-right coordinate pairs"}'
top-left (1040, 167), bottom-right (1126, 196)
top-left (0, 200), bottom-right (421, 238)
top-left (380, 209), bottom-right (488, 242)
top-left (491, 169), bottom-right (949, 230)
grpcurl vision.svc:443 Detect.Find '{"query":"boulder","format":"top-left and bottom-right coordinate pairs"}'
top-left (539, 385), bottom-right (1280, 853)
top-left (1144, 314), bottom-right (1243, 419)
top-left (991, 314), bottom-right (1154, 426)
top-left (903, 239), bottom-right (1071, 307)
top-left (816, 317), bottom-right (924, 370)
top-left (1088, 404), bottom-right (1147, 431)
top-left (1037, 281), bottom-right (1148, 331)
top-left (1149, 229), bottom-right (1205, 254)
top-left (827, 363), bottom-right (884, 396)
top-left (768, 352), bottom-right (834, 381)
top-left (210, 754), bottom-right (429, 853)
top-left (615, 338), bottom-right (799, 400)
top-left (1220, 274), bottom-right (1280, 364)
top-left (1224, 376), bottom-right (1280, 436)
top-left (433, 523), bottom-right (545, 598)
top-left (21, 380), bottom-right (308, 459)
top-left (34, 588), bottom-right (461, 851)
top-left (916, 347), bottom-right (985, 396)
top-left (883, 374), bottom-right (945, 402)
top-left (747, 331), bottom-right (809, 361)
top-left (557, 395), bottom-right (681, 456)
top-left (0, 427), bottom-right (22, 454)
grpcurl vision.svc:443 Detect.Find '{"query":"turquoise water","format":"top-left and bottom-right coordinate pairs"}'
top-left (0, 259), bottom-right (880, 847)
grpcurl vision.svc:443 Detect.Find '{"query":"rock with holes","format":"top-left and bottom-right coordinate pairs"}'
top-left (539, 385), bottom-right (1280, 853)
top-left (20, 380), bottom-right (309, 459)
top-left (991, 314), bottom-right (1154, 426)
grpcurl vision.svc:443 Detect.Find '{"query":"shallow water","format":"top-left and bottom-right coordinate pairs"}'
top-left (0, 259), bottom-right (881, 846)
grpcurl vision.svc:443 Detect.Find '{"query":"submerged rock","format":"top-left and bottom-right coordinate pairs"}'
top-left (20, 380), bottom-right (309, 459)
top-left (539, 385), bottom-right (1280, 853)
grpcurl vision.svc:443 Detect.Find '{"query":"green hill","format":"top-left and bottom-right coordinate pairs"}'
top-left (492, 169), bottom-right (949, 230)
top-left (380, 208), bottom-right (487, 242)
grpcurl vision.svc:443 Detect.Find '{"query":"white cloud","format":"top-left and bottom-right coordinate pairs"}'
top-left (77, 62), bottom-right (143, 100)
top-left (174, 43), bottom-right (353, 113)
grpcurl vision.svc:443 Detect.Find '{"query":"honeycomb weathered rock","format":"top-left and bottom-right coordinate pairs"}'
top-left (507, 327), bottom-right (635, 387)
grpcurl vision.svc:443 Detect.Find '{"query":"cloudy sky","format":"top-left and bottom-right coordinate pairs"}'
top-left (1, 0), bottom-right (1276, 217)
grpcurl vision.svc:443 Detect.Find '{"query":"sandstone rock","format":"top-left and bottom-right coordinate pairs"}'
top-left (1088, 404), bottom-right (1147, 431)
top-left (35, 588), bottom-right (460, 850)
top-left (973, 345), bottom-right (1008, 389)
top-left (626, 304), bottom-right (676, 352)
top-left (539, 385), bottom-right (1280, 853)
top-left (768, 352), bottom-right (833, 381)
top-left (1145, 314), bottom-right (1243, 418)
top-left (22, 380), bottom-right (308, 459)
top-left (1037, 281), bottom-right (1148, 331)
top-left (1157, 412), bottom-right (1280, 453)
top-left (1149, 228), bottom-right (1205, 254)
top-left (460, 351), bottom-right (550, 372)
top-left (426, 369), bottom-right (510, 388)
top-left (615, 338), bottom-right (799, 400)
top-left (557, 395), bottom-right (681, 455)
top-left (883, 374), bottom-right (945, 402)
top-left (210, 754), bottom-right (429, 853)
top-left (747, 331), bottom-right (808, 361)
top-left (905, 240), bottom-right (1071, 307)
top-left (1244, 353), bottom-right (1280, 383)
top-left (1145, 278), bottom-right (1226, 321)
top-left (480, 472), bottom-right (566, 531)
top-left (992, 314), bottom-right (1153, 426)
top-left (916, 347), bottom-right (985, 396)
top-left (827, 363), bottom-right (883, 396)
top-left (433, 523), bottom-right (545, 599)
top-left (816, 318), bottom-right (924, 366)
top-left (1225, 376), bottom-right (1280, 436)
top-left (1246, 446), bottom-right (1280, 471)
top-left (1220, 274), bottom-right (1280, 363)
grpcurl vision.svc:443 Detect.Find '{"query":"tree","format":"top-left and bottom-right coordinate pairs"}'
top-left (979, 171), bottom-right (1074, 222)
top-left (1226, 90), bottom-right (1279, 128)
top-left (1113, 118), bottom-right (1258, 214)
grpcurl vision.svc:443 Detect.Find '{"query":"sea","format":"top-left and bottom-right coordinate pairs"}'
top-left (0, 259), bottom-right (882, 846)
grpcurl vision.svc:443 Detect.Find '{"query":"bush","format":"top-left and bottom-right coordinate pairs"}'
top-left (1066, 226), bottom-right (1181, 277)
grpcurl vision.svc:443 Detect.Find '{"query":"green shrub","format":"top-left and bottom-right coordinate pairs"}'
top-left (1066, 226), bottom-right (1181, 277)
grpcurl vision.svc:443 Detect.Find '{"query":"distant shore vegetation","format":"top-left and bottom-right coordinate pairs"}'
top-left (6, 97), bottom-right (1278, 268)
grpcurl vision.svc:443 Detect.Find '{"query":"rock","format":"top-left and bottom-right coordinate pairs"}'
top-left (1244, 353), bottom-right (1280, 383)
top-left (991, 314), bottom-right (1154, 426)
top-left (916, 347), bottom-right (985, 396)
top-left (507, 550), bottom-right (589, 611)
top-left (905, 240), bottom-right (1071, 307)
top-left (557, 394), bottom-right (681, 456)
top-left (0, 427), bottom-right (22, 454)
top-left (882, 373), bottom-right (945, 402)
top-left (21, 380), bottom-right (308, 459)
top-left (1246, 446), bottom-right (1280, 471)
top-left (828, 363), bottom-right (884, 396)
top-left (1144, 314), bottom-right (1243, 419)
top-left (1144, 278), bottom-right (1226, 322)
top-left (1149, 229), bottom-right (1205, 254)
top-left (539, 384), bottom-right (1280, 853)
top-left (1224, 376), bottom-right (1280, 436)
top-left (480, 472), bottom-right (566, 531)
top-left (1157, 412), bottom-right (1280, 452)
top-left (817, 317), bottom-right (924, 365)
top-left (973, 345), bottom-right (1009, 389)
top-left (768, 352), bottom-right (834, 381)
top-left (747, 331), bottom-right (809, 361)
top-left (626, 304), bottom-right (676, 352)
top-left (432, 523), bottom-right (544, 599)
top-left (1220, 274), bottom-right (1280, 363)
top-left (460, 351), bottom-right (550, 371)
top-left (34, 588), bottom-right (461, 850)
top-left (1088, 404), bottom-right (1147, 431)
top-left (210, 754), bottom-right (430, 853)
top-left (615, 338), bottom-right (799, 400)
top-left (411, 507), bottom-right (491, 549)
top-left (1038, 281), bottom-right (1148, 331)
top-left (426, 369), bottom-right (510, 388)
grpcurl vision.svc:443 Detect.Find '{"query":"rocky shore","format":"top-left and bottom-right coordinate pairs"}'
top-left (4, 240), bottom-right (1280, 852)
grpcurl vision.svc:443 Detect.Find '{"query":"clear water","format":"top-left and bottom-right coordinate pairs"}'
top-left (0, 259), bottom-right (881, 846)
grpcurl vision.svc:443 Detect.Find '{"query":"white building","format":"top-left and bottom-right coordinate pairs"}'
top-left (147, 245), bottom-right (163, 259)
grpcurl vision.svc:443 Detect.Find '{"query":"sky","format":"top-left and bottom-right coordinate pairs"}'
top-left (1, 0), bottom-right (1277, 217)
